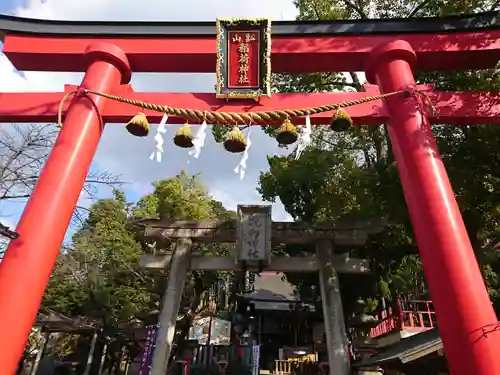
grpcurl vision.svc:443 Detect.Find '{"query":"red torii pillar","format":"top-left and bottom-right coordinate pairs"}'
top-left (0, 43), bottom-right (131, 375)
top-left (366, 40), bottom-right (500, 375)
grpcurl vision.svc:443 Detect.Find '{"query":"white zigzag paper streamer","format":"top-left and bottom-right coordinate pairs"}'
top-left (149, 114), bottom-right (168, 163)
top-left (188, 120), bottom-right (208, 160)
top-left (295, 115), bottom-right (312, 160)
top-left (234, 126), bottom-right (252, 180)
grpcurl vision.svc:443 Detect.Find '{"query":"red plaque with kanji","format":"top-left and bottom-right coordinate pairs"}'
top-left (216, 19), bottom-right (271, 99)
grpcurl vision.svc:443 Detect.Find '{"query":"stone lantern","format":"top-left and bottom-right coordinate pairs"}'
top-left (348, 300), bottom-right (383, 375)
top-left (348, 299), bottom-right (379, 347)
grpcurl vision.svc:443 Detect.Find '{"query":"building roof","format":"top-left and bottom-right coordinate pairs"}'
top-left (355, 328), bottom-right (443, 367)
top-left (243, 272), bottom-right (299, 311)
top-left (35, 308), bottom-right (98, 333)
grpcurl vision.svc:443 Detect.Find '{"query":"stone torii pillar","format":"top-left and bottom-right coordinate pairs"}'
top-left (150, 238), bottom-right (192, 375)
top-left (316, 240), bottom-right (350, 375)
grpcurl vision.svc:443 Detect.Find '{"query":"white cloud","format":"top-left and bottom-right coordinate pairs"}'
top-left (13, 0), bottom-right (299, 21)
top-left (0, 0), bottom-right (297, 224)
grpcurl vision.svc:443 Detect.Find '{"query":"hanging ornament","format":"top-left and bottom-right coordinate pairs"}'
top-left (234, 126), bottom-right (252, 180)
top-left (149, 114), bottom-right (168, 163)
top-left (174, 122), bottom-right (194, 148)
top-left (276, 118), bottom-right (298, 145)
top-left (126, 112), bottom-right (150, 137)
top-left (295, 115), bottom-right (312, 160)
top-left (330, 108), bottom-right (353, 132)
top-left (188, 118), bottom-right (208, 159)
top-left (223, 126), bottom-right (247, 153)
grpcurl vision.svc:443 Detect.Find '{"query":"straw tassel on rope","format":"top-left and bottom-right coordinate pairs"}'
top-left (330, 108), bottom-right (353, 132)
top-left (224, 126), bottom-right (247, 153)
top-left (276, 118), bottom-right (299, 145)
top-left (174, 122), bottom-right (195, 148)
top-left (126, 112), bottom-right (150, 137)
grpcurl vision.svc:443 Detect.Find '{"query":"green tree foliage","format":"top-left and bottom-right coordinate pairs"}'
top-left (43, 172), bottom-right (232, 341)
top-left (259, 0), bottom-right (500, 313)
top-left (134, 172), bottom-right (217, 221)
top-left (43, 189), bottom-right (152, 326)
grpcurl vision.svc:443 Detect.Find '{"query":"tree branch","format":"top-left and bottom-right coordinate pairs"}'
top-left (407, 0), bottom-right (433, 17)
top-left (0, 221), bottom-right (19, 240)
top-left (0, 194), bottom-right (31, 200)
top-left (310, 0), bottom-right (323, 19)
top-left (325, 80), bottom-right (360, 88)
top-left (490, 0), bottom-right (500, 10)
top-left (339, 0), bottom-right (367, 18)
top-left (85, 179), bottom-right (125, 185)
top-left (348, 72), bottom-right (363, 90)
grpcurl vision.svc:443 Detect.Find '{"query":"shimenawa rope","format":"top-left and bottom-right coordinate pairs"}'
top-left (57, 88), bottom-right (411, 128)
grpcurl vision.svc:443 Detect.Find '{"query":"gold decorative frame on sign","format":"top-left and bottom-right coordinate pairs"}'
top-left (215, 18), bottom-right (272, 99)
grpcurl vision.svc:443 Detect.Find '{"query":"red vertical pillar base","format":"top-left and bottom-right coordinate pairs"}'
top-left (366, 40), bottom-right (500, 375)
top-left (0, 42), bottom-right (131, 375)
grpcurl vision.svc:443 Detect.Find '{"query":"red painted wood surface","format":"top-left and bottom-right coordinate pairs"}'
top-left (370, 300), bottom-right (436, 339)
top-left (227, 31), bottom-right (260, 88)
top-left (4, 30), bottom-right (500, 73)
top-left (369, 40), bottom-right (500, 375)
top-left (0, 85), bottom-right (499, 125)
top-left (0, 43), bottom-right (131, 375)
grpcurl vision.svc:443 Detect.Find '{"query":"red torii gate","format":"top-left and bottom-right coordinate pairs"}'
top-left (0, 11), bottom-right (500, 375)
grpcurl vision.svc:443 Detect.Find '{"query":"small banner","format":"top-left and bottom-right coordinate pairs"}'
top-left (216, 18), bottom-right (271, 99)
top-left (139, 325), bottom-right (158, 375)
top-left (252, 345), bottom-right (260, 375)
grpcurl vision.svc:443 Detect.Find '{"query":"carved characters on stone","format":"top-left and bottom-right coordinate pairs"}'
top-left (236, 205), bottom-right (271, 267)
top-left (244, 214), bottom-right (263, 259)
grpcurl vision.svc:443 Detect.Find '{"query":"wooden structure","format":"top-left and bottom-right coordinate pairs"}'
top-left (370, 300), bottom-right (437, 346)
top-left (243, 272), bottom-right (322, 375)
top-left (19, 309), bottom-right (100, 375)
top-left (355, 328), bottom-right (447, 374)
top-left (138, 205), bottom-right (380, 375)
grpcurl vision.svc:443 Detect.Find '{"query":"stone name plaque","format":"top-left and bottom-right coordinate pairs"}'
top-left (236, 205), bottom-right (271, 266)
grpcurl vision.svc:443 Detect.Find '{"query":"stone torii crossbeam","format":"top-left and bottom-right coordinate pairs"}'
top-left (137, 205), bottom-right (381, 375)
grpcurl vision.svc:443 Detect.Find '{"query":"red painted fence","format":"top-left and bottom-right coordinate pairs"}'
top-left (370, 300), bottom-right (437, 338)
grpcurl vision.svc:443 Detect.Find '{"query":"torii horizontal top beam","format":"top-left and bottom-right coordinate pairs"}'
top-left (1, 12), bottom-right (499, 73)
top-left (1, 84), bottom-right (499, 125)
top-left (137, 217), bottom-right (386, 246)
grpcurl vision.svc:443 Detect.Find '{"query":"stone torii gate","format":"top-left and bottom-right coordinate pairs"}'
top-left (137, 205), bottom-right (383, 375)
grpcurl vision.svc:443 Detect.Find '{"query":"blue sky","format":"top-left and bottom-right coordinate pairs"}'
top-left (0, 0), bottom-right (308, 244)
top-left (0, 0), bottom-right (19, 14)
